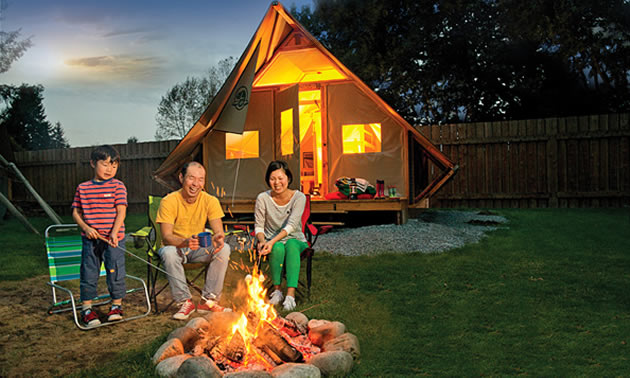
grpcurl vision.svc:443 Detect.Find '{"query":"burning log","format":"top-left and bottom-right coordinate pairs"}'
top-left (254, 320), bottom-right (304, 363)
top-left (225, 330), bottom-right (247, 363)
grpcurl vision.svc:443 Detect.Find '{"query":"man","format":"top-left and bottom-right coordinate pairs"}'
top-left (156, 161), bottom-right (231, 320)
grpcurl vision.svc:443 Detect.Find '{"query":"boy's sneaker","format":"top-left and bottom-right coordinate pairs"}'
top-left (173, 299), bottom-right (195, 320)
top-left (282, 296), bottom-right (296, 311)
top-left (81, 308), bottom-right (101, 327)
top-left (107, 305), bottom-right (123, 322)
top-left (268, 289), bottom-right (284, 305)
top-left (197, 298), bottom-right (232, 313)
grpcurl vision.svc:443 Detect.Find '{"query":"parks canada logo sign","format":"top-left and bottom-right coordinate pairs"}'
top-left (232, 86), bottom-right (249, 111)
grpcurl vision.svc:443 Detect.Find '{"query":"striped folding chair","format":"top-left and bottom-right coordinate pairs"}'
top-left (45, 224), bottom-right (151, 330)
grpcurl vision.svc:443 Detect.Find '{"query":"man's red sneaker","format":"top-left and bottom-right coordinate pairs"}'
top-left (197, 299), bottom-right (232, 313)
top-left (172, 299), bottom-right (195, 320)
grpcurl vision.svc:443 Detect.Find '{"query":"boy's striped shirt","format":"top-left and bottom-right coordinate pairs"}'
top-left (72, 178), bottom-right (127, 239)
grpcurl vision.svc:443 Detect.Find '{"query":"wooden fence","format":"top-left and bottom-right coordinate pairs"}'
top-left (8, 113), bottom-right (630, 215)
top-left (418, 113), bottom-right (630, 208)
top-left (11, 140), bottom-right (179, 215)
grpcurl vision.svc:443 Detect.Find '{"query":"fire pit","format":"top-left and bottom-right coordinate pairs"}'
top-left (152, 270), bottom-right (359, 377)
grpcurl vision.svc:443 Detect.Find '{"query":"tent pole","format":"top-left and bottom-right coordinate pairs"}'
top-left (0, 191), bottom-right (40, 235)
top-left (0, 153), bottom-right (63, 225)
top-left (231, 156), bottom-right (242, 208)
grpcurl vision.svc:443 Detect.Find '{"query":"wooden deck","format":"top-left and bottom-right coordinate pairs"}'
top-left (219, 197), bottom-right (410, 225)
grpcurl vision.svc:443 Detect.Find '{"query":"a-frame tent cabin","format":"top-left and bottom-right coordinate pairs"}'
top-left (154, 1), bottom-right (457, 223)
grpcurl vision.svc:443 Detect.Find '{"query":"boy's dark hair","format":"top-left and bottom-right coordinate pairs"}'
top-left (265, 160), bottom-right (293, 186)
top-left (90, 145), bottom-right (121, 163)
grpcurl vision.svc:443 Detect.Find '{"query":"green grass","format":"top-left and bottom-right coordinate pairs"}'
top-left (2, 208), bottom-right (629, 376)
top-left (0, 213), bottom-right (149, 281)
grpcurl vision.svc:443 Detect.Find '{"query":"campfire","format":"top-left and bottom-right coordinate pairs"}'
top-left (152, 268), bottom-right (359, 376)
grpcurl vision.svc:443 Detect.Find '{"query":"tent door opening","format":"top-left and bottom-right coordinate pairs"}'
top-left (299, 88), bottom-right (327, 197)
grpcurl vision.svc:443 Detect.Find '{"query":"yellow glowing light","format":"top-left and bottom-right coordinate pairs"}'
top-left (342, 123), bottom-right (382, 154)
top-left (281, 109), bottom-right (293, 156)
top-left (253, 47), bottom-right (347, 87)
top-left (225, 131), bottom-right (259, 159)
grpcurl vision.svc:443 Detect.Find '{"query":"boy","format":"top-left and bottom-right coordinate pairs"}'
top-left (72, 145), bottom-right (128, 327)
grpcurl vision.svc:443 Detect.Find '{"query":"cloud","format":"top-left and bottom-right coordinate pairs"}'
top-left (103, 27), bottom-right (151, 38)
top-left (64, 54), bottom-right (164, 81)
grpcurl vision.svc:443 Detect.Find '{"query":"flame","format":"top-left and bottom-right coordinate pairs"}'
top-left (227, 266), bottom-right (277, 368)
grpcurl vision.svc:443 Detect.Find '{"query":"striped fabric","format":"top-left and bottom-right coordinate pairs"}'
top-left (46, 225), bottom-right (105, 283)
top-left (72, 178), bottom-right (127, 239)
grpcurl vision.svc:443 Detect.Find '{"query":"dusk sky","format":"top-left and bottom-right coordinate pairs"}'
top-left (2, 0), bottom-right (314, 147)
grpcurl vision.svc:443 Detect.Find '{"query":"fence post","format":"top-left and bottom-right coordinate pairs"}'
top-left (546, 118), bottom-right (559, 207)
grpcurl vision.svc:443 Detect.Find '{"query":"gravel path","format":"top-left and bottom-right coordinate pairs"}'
top-left (314, 210), bottom-right (508, 256)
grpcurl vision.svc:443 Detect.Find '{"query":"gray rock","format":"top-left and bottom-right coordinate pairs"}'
top-left (186, 317), bottom-right (211, 333)
top-left (156, 355), bottom-right (191, 377)
top-left (307, 319), bottom-right (329, 330)
top-left (322, 333), bottom-right (360, 360)
top-left (272, 363), bottom-right (321, 378)
top-left (176, 355), bottom-right (222, 378)
top-left (153, 338), bottom-right (185, 365)
top-left (168, 326), bottom-right (201, 352)
top-left (309, 351), bottom-right (353, 377)
top-left (285, 312), bottom-right (308, 333)
top-left (308, 322), bottom-right (346, 347)
top-left (225, 370), bottom-right (274, 378)
top-left (314, 211), bottom-right (508, 256)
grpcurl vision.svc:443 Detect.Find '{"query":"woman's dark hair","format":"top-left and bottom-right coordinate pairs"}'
top-left (265, 160), bottom-right (292, 186)
top-left (90, 145), bottom-right (120, 163)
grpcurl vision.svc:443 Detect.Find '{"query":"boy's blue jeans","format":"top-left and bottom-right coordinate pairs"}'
top-left (80, 237), bottom-right (126, 301)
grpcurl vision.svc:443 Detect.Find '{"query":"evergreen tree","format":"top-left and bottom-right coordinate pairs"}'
top-left (0, 84), bottom-right (69, 150)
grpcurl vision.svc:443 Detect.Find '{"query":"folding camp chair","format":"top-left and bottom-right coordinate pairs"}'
top-left (130, 195), bottom-right (210, 313)
top-left (45, 224), bottom-right (151, 330)
top-left (251, 194), bottom-right (332, 299)
top-left (299, 194), bottom-right (332, 297)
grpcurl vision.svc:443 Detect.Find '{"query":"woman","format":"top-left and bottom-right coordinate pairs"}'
top-left (255, 160), bottom-right (308, 311)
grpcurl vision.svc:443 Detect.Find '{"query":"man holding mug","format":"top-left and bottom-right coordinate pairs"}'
top-left (156, 161), bottom-right (232, 320)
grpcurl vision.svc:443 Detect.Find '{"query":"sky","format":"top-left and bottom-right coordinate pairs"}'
top-left (2, 0), bottom-right (314, 147)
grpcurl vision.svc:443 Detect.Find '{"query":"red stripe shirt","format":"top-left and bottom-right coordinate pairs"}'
top-left (72, 178), bottom-right (127, 239)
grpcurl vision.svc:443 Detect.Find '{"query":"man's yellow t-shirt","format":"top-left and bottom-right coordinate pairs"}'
top-left (155, 189), bottom-right (224, 239)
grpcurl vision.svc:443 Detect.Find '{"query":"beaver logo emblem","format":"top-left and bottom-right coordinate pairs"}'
top-left (232, 86), bottom-right (249, 111)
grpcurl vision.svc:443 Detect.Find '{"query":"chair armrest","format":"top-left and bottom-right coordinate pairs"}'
top-left (130, 226), bottom-right (153, 248)
top-left (130, 226), bottom-right (152, 238)
top-left (318, 225), bottom-right (333, 235)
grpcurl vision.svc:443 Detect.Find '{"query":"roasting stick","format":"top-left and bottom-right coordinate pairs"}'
top-left (96, 234), bottom-right (191, 287)
top-left (298, 300), bottom-right (329, 313)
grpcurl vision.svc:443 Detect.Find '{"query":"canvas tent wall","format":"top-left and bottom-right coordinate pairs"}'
top-left (154, 1), bottom-right (456, 204)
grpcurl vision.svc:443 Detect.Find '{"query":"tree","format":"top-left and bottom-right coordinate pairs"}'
top-left (127, 136), bottom-right (138, 144)
top-left (0, 0), bottom-right (33, 74)
top-left (0, 84), bottom-right (69, 150)
top-left (155, 57), bottom-right (236, 140)
top-left (293, 0), bottom-right (630, 124)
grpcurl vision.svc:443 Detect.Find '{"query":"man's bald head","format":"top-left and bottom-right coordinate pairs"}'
top-left (180, 161), bottom-right (205, 178)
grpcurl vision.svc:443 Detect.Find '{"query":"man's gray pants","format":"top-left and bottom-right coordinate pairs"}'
top-left (158, 243), bottom-right (231, 303)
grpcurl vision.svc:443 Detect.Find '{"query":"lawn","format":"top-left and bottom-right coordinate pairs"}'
top-left (0, 208), bottom-right (628, 376)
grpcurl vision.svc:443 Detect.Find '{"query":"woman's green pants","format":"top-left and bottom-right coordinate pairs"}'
top-left (270, 238), bottom-right (309, 288)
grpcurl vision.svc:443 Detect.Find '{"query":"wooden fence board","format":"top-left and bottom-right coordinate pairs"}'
top-left (11, 114), bottom-right (630, 212)
top-left (429, 113), bottom-right (630, 208)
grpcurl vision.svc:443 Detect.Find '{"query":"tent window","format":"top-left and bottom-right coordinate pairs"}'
top-left (342, 123), bottom-right (382, 154)
top-left (281, 109), bottom-right (293, 155)
top-left (225, 131), bottom-right (259, 160)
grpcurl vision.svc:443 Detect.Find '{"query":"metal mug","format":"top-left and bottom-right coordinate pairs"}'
top-left (198, 232), bottom-right (212, 248)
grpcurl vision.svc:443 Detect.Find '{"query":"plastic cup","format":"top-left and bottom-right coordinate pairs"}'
top-left (198, 232), bottom-right (212, 248)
